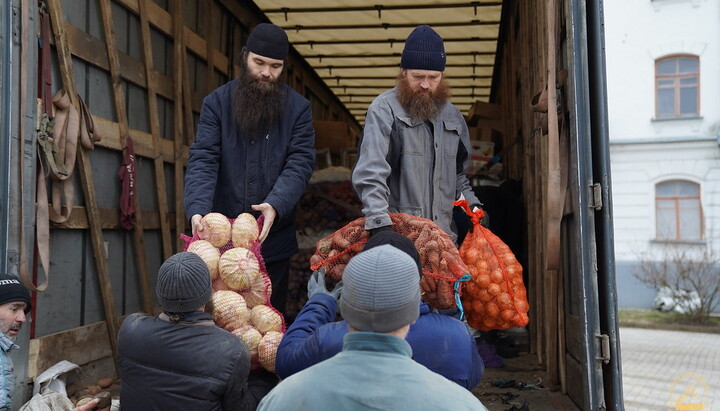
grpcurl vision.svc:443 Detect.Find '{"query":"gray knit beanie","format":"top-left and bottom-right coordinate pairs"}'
top-left (246, 23), bottom-right (289, 61)
top-left (401, 25), bottom-right (446, 72)
top-left (340, 245), bottom-right (421, 333)
top-left (156, 252), bottom-right (212, 313)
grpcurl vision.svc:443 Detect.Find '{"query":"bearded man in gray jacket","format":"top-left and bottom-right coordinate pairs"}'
top-left (352, 25), bottom-right (483, 244)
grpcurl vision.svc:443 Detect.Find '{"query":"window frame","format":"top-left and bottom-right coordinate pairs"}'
top-left (654, 180), bottom-right (703, 242)
top-left (654, 55), bottom-right (700, 118)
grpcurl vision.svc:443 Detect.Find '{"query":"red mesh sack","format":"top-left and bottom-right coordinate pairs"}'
top-left (309, 213), bottom-right (470, 309)
top-left (454, 200), bottom-right (530, 331)
top-left (181, 213), bottom-right (285, 373)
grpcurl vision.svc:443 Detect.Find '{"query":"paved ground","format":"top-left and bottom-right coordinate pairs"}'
top-left (620, 327), bottom-right (720, 411)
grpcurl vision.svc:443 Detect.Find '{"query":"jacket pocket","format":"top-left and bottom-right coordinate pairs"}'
top-left (389, 204), bottom-right (423, 217)
top-left (442, 120), bottom-right (462, 159)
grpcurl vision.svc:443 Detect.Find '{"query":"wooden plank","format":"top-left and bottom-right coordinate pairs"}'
top-left (204, 0), bottom-right (216, 94)
top-left (48, 206), bottom-right (174, 230)
top-left (173, 0), bottom-right (187, 251)
top-left (140, 0), bottom-right (173, 260)
top-left (182, 45), bottom-right (196, 146)
top-left (116, 0), bottom-right (229, 74)
top-left (63, 22), bottom-right (174, 100)
top-left (27, 321), bottom-right (112, 379)
top-left (46, 0), bottom-right (120, 371)
top-left (98, 0), bottom-right (153, 316)
top-left (91, 115), bottom-right (186, 164)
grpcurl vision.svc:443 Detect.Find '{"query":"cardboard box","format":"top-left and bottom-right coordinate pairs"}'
top-left (313, 121), bottom-right (357, 153)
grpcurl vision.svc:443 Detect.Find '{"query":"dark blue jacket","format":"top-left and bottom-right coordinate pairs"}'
top-left (118, 312), bottom-right (251, 410)
top-left (275, 294), bottom-right (484, 390)
top-left (184, 80), bottom-right (315, 262)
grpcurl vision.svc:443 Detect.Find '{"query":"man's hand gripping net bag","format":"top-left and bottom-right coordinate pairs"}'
top-left (454, 200), bottom-right (529, 331)
top-left (309, 213), bottom-right (470, 310)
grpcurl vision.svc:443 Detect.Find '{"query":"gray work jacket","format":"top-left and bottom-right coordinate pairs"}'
top-left (352, 87), bottom-right (481, 243)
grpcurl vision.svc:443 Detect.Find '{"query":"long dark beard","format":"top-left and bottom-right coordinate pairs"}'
top-left (396, 73), bottom-right (451, 121)
top-left (234, 66), bottom-right (286, 138)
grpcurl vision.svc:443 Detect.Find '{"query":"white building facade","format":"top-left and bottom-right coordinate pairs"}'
top-left (605, 0), bottom-right (720, 308)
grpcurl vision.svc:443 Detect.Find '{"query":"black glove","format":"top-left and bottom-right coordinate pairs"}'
top-left (369, 225), bottom-right (392, 236)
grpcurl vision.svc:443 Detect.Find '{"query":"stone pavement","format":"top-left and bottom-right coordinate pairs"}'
top-left (620, 327), bottom-right (720, 411)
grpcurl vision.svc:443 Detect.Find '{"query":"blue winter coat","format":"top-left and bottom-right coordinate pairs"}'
top-left (184, 79), bottom-right (315, 262)
top-left (275, 293), bottom-right (484, 390)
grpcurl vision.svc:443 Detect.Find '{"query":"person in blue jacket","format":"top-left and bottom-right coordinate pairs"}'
top-left (184, 23), bottom-right (315, 314)
top-left (259, 244), bottom-right (488, 410)
top-left (274, 231), bottom-right (484, 390)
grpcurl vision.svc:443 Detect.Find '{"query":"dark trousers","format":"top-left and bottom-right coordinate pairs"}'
top-left (265, 258), bottom-right (289, 314)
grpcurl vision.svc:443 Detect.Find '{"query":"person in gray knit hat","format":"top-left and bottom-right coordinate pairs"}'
top-left (352, 24), bottom-right (485, 245)
top-left (155, 251), bottom-right (212, 317)
top-left (185, 21), bottom-right (315, 318)
top-left (259, 245), bottom-right (488, 411)
top-left (118, 252), bottom-right (251, 410)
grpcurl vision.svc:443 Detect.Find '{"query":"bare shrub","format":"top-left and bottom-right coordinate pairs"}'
top-left (633, 244), bottom-right (720, 324)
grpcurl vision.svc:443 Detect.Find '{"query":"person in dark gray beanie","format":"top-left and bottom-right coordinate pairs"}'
top-left (155, 251), bottom-right (212, 315)
top-left (118, 252), bottom-right (251, 410)
top-left (259, 245), bottom-right (488, 411)
top-left (185, 19), bottom-right (315, 319)
top-left (352, 24), bottom-right (484, 244)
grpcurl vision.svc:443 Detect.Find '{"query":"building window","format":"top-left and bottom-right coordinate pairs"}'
top-left (655, 180), bottom-right (703, 241)
top-left (655, 55), bottom-right (699, 118)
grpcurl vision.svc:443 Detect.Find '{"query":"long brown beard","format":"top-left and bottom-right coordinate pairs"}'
top-left (396, 73), bottom-right (451, 121)
top-left (234, 61), bottom-right (286, 138)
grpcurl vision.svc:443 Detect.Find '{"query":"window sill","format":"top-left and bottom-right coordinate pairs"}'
top-left (651, 116), bottom-right (703, 122)
top-left (650, 239), bottom-right (706, 246)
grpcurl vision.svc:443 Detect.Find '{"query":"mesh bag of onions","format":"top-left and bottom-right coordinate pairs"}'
top-left (309, 213), bottom-right (470, 309)
top-left (181, 212), bottom-right (285, 372)
top-left (453, 200), bottom-right (530, 331)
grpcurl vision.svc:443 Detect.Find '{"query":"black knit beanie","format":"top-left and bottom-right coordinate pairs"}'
top-left (363, 231), bottom-right (422, 277)
top-left (156, 252), bottom-right (212, 313)
top-left (245, 23), bottom-right (289, 60)
top-left (0, 274), bottom-right (32, 313)
top-left (401, 25), bottom-right (446, 72)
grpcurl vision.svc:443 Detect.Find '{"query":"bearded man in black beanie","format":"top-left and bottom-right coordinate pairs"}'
top-left (185, 23), bottom-right (315, 316)
top-left (352, 25), bottom-right (485, 245)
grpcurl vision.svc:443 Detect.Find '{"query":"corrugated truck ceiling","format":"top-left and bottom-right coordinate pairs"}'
top-left (253, 1), bottom-right (502, 126)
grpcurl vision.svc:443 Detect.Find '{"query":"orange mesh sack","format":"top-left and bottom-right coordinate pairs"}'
top-left (454, 200), bottom-right (530, 331)
top-left (309, 213), bottom-right (470, 309)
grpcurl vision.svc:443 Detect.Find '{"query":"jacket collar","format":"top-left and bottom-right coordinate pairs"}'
top-left (0, 332), bottom-right (18, 352)
top-left (342, 331), bottom-right (413, 358)
top-left (158, 311), bottom-right (215, 326)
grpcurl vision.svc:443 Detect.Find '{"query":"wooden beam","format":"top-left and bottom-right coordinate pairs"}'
top-left (205, 0), bottom-right (216, 95)
top-left (46, 0), bottom-right (120, 370)
top-left (27, 321), bottom-right (113, 379)
top-left (182, 45), bottom-right (196, 146)
top-left (173, 0), bottom-right (187, 251)
top-left (63, 22), bottom-right (174, 100)
top-left (98, 0), bottom-right (153, 315)
top-left (139, 0), bottom-right (173, 260)
top-left (49, 206), bottom-right (174, 230)
top-left (91, 115), bottom-right (187, 164)
top-left (115, 0), bottom-right (229, 74)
